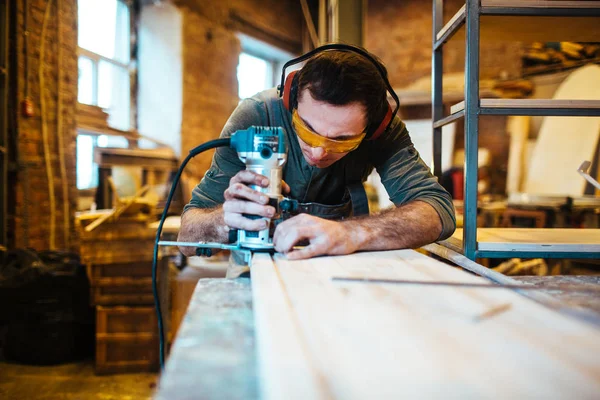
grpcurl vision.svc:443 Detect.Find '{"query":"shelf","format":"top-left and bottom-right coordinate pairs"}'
top-left (441, 228), bottom-right (600, 259)
top-left (395, 89), bottom-right (465, 106)
top-left (449, 99), bottom-right (600, 116)
top-left (435, 0), bottom-right (600, 48)
top-left (432, 1), bottom-right (600, 261)
top-left (433, 110), bottom-right (464, 128)
top-left (435, 4), bottom-right (466, 50)
top-left (482, 0), bottom-right (600, 15)
top-left (507, 193), bottom-right (600, 209)
top-left (396, 88), bottom-right (497, 107)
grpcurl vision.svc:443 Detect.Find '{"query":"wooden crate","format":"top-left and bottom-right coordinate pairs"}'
top-left (80, 238), bottom-right (156, 265)
top-left (91, 278), bottom-right (154, 306)
top-left (87, 260), bottom-right (154, 283)
top-left (95, 306), bottom-right (159, 374)
top-left (77, 214), bottom-right (157, 265)
top-left (88, 258), bottom-right (167, 306)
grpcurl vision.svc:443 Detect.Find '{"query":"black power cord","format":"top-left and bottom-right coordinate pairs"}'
top-left (152, 138), bottom-right (231, 369)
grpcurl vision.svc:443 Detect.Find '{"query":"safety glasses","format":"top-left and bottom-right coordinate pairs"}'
top-left (292, 110), bottom-right (366, 154)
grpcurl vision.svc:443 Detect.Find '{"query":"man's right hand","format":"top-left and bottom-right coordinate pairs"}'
top-left (222, 170), bottom-right (276, 232)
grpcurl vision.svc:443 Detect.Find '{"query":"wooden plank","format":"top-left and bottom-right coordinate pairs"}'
top-left (482, 0), bottom-right (600, 8)
top-left (155, 278), bottom-right (258, 400)
top-left (437, 1), bottom-right (600, 43)
top-left (250, 253), bottom-right (329, 400)
top-left (97, 306), bottom-right (157, 334)
top-left (450, 98), bottom-right (600, 114)
top-left (505, 115), bottom-right (530, 194)
top-left (435, 4), bottom-right (466, 41)
top-left (89, 261), bottom-right (153, 281)
top-left (252, 250), bottom-right (600, 398)
top-left (448, 228), bottom-right (600, 253)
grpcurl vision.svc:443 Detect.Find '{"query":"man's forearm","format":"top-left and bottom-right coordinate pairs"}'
top-left (177, 207), bottom-right (229, 256)
top-left (343, 200), bottom-right (443, 251)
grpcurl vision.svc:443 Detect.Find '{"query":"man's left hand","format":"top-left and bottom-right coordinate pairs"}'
top-left (272, 214), bottom-right (360, 260)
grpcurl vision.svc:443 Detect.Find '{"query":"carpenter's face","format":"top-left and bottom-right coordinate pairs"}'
top-left (294, 90), bottom-right (367, 169)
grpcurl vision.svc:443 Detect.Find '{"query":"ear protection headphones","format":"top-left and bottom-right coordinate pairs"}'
top-left (277, 43), bottom-right (400, 141)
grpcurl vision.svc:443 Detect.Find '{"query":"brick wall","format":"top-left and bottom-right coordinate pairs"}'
top-left (11, 0), bottom-right (78, 251)
top-left (179, 7), bottom-right (241, 179)
top-left (174, 0), bottom-right (303, 180)
top-left (366, 0), bottom-right (524, 88)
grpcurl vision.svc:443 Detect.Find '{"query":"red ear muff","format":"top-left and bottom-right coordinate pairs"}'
top-left (282, 70), bottom-right (299, 111)
top-left (368, 103), bottom-right (393, 141)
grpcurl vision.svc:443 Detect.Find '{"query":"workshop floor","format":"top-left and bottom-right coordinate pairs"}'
top-left (0, 359), bottom-right (157, 400)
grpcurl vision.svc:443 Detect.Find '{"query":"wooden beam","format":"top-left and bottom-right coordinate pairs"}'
top-left (251, 250), bottom-right (600, 398)
top-left (250, 253), bottom-right (329, 400)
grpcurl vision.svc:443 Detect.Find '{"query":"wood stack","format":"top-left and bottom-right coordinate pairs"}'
top-left (523, 41), bottom-right (600, 76)
top-left (76, 103), bottom-right (110, 132)
top-left (76, 212), bottom-right (165, 374)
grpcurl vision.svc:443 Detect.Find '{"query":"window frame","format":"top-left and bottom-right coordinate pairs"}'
top-left (76, 0), bottom-right (137, 194)
top-left (237, 50), bottom-right (279, 100)
top-left (77, 0), bottom-right (134, 130)
top-left (77, 47), bottom-right (130, 108)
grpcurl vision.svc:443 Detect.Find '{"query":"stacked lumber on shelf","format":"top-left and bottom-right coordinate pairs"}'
top-left (76, 212), bottom-right (165, 374)
top-left (523, 42), bottom-right (600, 76)
top-left (251, 250), bottom-right (600, 399)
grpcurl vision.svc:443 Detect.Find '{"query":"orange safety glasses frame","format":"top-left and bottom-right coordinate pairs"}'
top-left (292, 110), bottom-right (366, 154)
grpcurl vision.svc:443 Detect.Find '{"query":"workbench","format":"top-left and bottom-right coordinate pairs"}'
top-left (155, 250), bottom-right (600, 399)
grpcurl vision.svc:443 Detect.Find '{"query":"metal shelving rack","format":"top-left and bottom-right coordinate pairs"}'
top-left (432, 0), bottom-right (600, 260)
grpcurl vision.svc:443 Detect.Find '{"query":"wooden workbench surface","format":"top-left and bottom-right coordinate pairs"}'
top-left (513, 275), bottom-right (600, 316)
top-left (156, 251), bottom-right (600, 399)
top-left (154, 278), bottom-right (257, 400)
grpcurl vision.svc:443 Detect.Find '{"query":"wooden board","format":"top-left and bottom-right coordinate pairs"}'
top-left (523, 64), bottom-right (600, 196)
top-left (251, 250), bottom-right (600, 399)
top-left (251, 254), bottom-right (326, 400)
top-left (483, 0), bottom-right (600, 8)
top-left (155, 279), bottom-right (258, 400)
top-left (437, 1), bottom-right (600, 43)
top-left (505, 116), bottom-right (530, 194)
top-left (450, 98), bottom-right (600, 114)
top-left (91, 278), bottom-right (154, 306)
top-left (447, 228), bottom-right (600, 253)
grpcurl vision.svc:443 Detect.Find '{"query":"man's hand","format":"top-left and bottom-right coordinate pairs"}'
top-left (273, 214), bottom-right (362, 260)
top-left (271, 201), bottom-right (444, 261)
top-left (223, 170), bottom-right (273, 232)
top-left (223, 170), bottom-right (290, 232)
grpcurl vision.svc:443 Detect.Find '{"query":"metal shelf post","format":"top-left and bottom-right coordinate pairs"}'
top-left (463, 0), bottom-right (481, 260)
top-left (432, 0), bottom-right (444, 179)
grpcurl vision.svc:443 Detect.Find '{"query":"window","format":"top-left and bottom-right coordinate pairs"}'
top-left (237, 52), bottom-right (275, 99)
top-left (236, 35), bottom-right (294, 100)
top-left (77, 0), bottom-right (132, 191)
top-left (77, 0), bottom-right (131, 131)
top-left (76, 134), bottom-right (129, 190)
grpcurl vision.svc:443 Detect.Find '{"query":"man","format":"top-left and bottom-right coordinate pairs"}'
top-left (178, 47), bottom-right (456, 260)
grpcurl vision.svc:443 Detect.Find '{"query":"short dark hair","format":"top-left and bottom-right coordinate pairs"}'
top-left (295, 50), bottom-right (389, 135)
